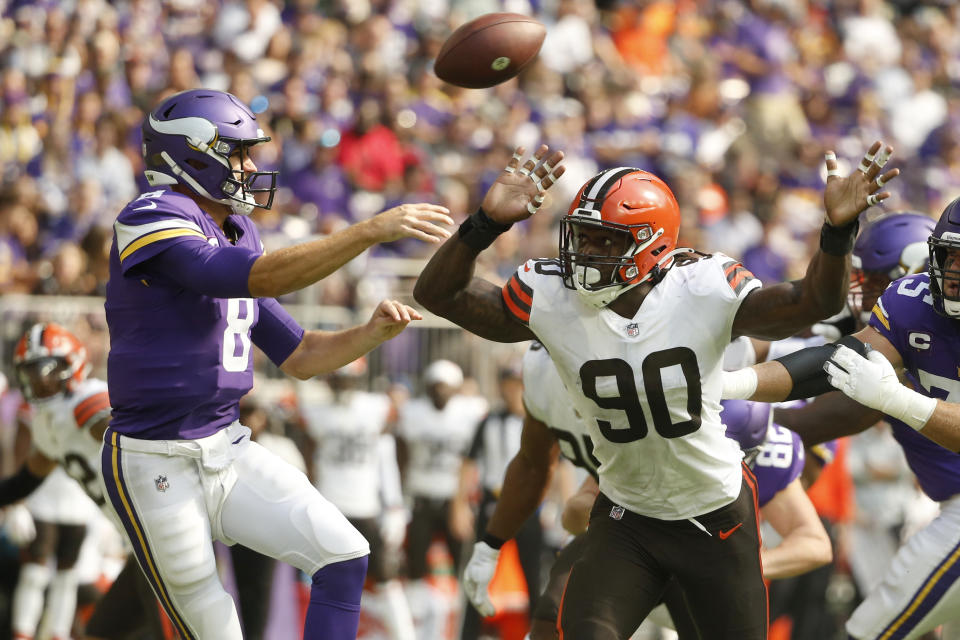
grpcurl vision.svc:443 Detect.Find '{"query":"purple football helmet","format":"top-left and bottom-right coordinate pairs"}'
top-left (141, 89), bottom-right (277, 215)
top-left (851, 212), bottom-right (936, 318)
top-left (928, 197), bottom-right (960, 318)
top-left (721, 399), bottom-right (771, 464)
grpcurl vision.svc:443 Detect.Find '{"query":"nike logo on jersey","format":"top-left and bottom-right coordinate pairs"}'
top-left (718, 523), bottom-right (742, 540)
top-left (133, 201), bottom-right (158, 210)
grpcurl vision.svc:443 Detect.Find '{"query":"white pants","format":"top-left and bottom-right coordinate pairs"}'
top-left (847, 493), bottom-right (960, 639)
top-left (99, 422), bottom-right (369, 640)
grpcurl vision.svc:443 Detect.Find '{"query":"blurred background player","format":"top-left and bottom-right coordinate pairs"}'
top-left (396, 360), bottom-right (487, 637)
top-left (299, 360), bottom-right (415, 640)
top-left (0, 323), bottom-right (172, 640)
top-left (459, 340), bottom-right (597, 640)
top-left (4, 323), bottom-right (100, 640)
top-left (453, 360), bottom-right (543, 640)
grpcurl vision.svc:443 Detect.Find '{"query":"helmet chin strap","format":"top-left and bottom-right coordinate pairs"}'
top-left (159, 151), bottom-right (255, 216)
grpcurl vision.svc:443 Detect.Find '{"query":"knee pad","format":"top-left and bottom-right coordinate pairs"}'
top-left (148, 505), bottom-right (218, 591)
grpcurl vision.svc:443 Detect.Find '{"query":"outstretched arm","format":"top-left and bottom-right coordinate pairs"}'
top-left (0, 449), bottom-right (56, 508)
top-left (562, 474), bottom-right (599, 536)
top-left (250, 203), bottom-right (453, 297)
top-left (414, 145), bottom-right (565, 343)
top-left (724, 326), bottom-right (900, 403)
top-left (280, 300), bottom-right (422, 379)
top-left (733, 142), bottom-right (899, 339)
top-left (774, 392), bottom-right (883, 447)
top-left (760, 478), bottom-right (833, 579)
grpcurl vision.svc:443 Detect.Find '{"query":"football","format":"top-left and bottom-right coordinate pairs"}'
top-left (434, 13), bottom-right (546, 89)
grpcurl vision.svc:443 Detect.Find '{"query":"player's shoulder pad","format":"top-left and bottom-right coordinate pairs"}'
top-left (115, 189), bottom-right (209, 264)
top-left (503, 259), bottom-right (564, 326)
top-left (671, 249), bottom-right (713, 268)
top-left (668, 251), bottom-right (759, 299)
top-left (870, 273), bottom-right (933, 333)
top-left (71, 378), bottom-right (110, 430)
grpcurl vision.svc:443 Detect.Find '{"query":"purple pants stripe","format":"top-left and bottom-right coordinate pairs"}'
top-left (101, 428), bottom-right (196, 640)
top-left (877, 536), bottom-right (960, 639)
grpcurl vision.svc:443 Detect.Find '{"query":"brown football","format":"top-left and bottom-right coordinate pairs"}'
top-left (434, 13), bottom-right (546, 89)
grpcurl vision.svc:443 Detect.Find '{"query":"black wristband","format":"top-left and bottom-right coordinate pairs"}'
top-left (0, 465), bottom-right (44, 507)
top-left (458, 207), bottom-right (513, 251)
top-left (481, 531), bottom-right (507, 550)
top-left (819, 219), bottom-right (860, 256)
top-left (777, 335), bottom-right (867, 401)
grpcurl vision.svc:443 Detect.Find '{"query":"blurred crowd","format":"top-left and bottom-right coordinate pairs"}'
top-left (2, 0), bottom-right (960, 303)
top-left (2, 0), bottom-right (960, 638)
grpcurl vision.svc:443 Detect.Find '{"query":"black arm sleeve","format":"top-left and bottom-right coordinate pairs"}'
top-left (776, 335), bottom-right (868, 401)
top-left (0, 465), bottom-right (44, 507)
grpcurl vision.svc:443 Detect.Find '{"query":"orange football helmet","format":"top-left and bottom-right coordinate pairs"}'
top-left (13, 323), bottom-right (90, 401)
top-left (560, 167), bottom-right (681, 307)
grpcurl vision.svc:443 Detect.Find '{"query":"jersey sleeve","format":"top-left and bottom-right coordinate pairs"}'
top-left (251, 298), bottom-right (305, 366)
top-left (717, 256), bottom-right (761, 300)
top-left (501, 261), bottom-right (536, 326)
top-left (113, 193), bottom-right (209, 275)
top-left (808, 439), bottom-right (838, 467)
top-left (72, 380), bottom-right (110, 430)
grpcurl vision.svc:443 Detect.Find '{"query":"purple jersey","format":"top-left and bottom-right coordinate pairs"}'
top-left (750, 424), bottom-right (805, 508)
top-left (868, 274), bottom-right (960, 501)
top-left (105, 189), bottom-right (303, 440)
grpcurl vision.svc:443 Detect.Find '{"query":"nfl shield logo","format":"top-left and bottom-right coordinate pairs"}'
top-left (154, 475), bottom-right (170, 492)
top-left (609, 505), bottom-right (625, 521)
top-left (626, 323), bottom-right (640, 337)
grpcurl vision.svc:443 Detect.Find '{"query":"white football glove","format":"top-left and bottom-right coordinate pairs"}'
top-left (824, 345), bottom-right (937, 430)
top-left (3, 504), bottom-right (36, 546)
top-left (380, 507), bottom-right (408, 550)
top-left (462, 541), bottom-right (499, 617)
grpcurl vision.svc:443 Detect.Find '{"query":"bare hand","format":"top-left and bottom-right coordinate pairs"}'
top-left (823, 140), bottom-right (899, 227)
top-left (367, 299), bottom-right (422, 342)
top-left (481, 145), bottom-right (566, 225)
top-left (371, 203), bottom-right (454, 244)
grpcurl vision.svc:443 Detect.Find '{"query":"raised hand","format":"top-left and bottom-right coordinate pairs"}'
top-left (481, 145), bottom-right (566, 225)
top-left (823, 140), bottom-right (899, 227)
top-left (366, 299), bottom-right (422, 342)
top-left (371, 203), bottom-right (454, 244)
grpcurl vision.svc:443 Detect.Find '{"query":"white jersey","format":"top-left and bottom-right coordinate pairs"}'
top-left (23, 378), bottom-right (110, 522)
top-left (522, 342), bottom-right (598, 477)
top-left (301, 391), bottom-right (392, 519)
top-left (503, 254), bottom-right (761, 520)
top-left (397, 395), bottom-right (488, 500)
